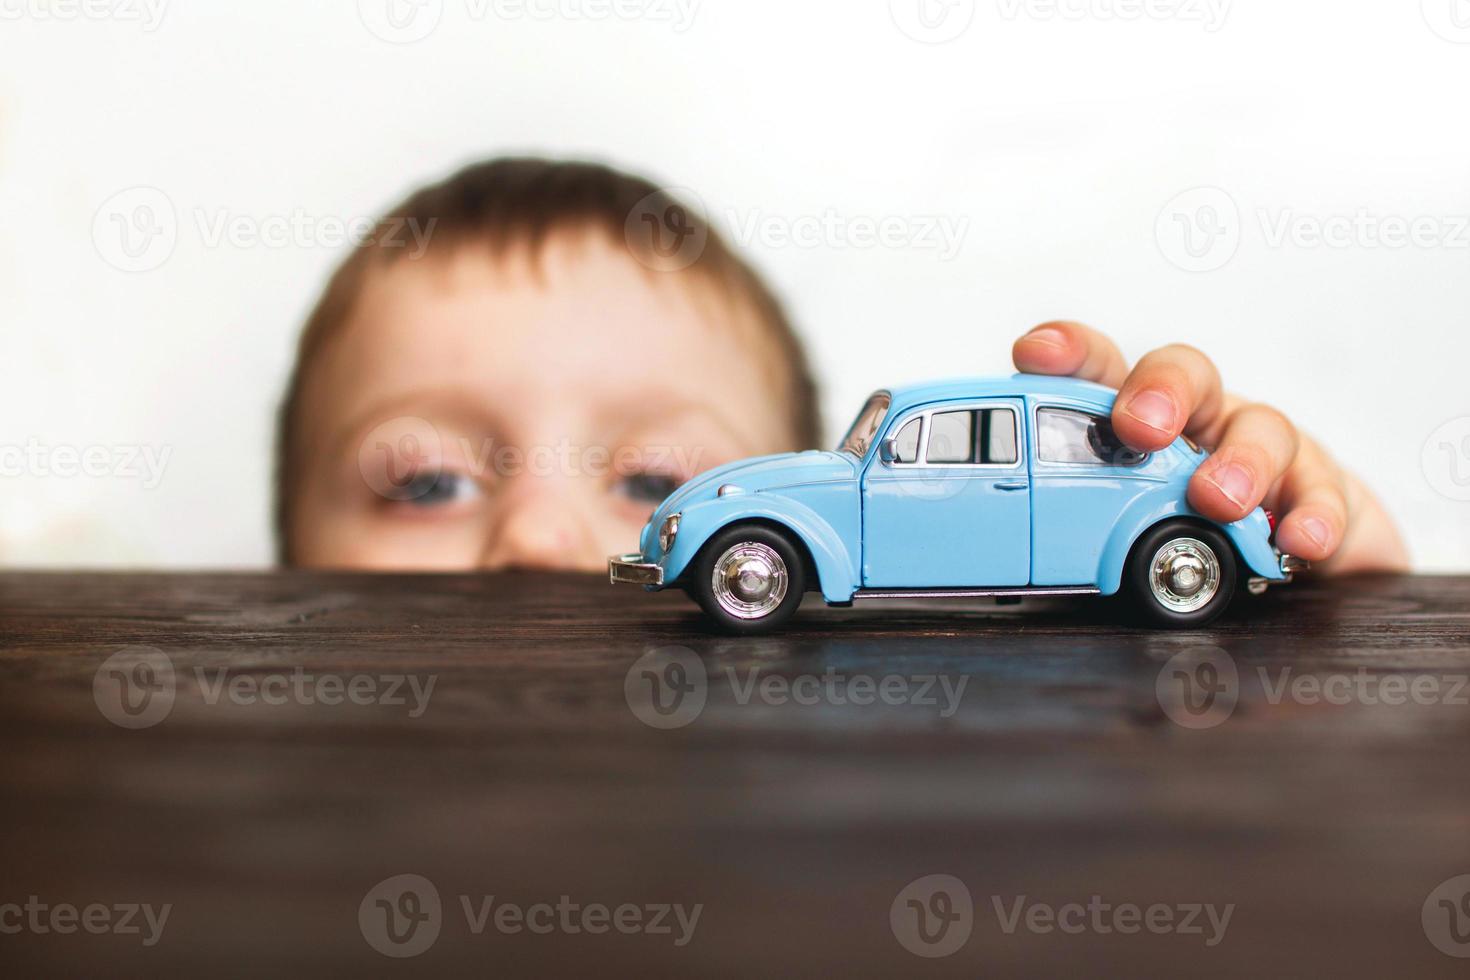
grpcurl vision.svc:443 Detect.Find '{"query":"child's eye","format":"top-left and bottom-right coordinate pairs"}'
top-left (400, 470), bottom-right (482, 507)
top-left (615, 472), bottom-right (680, 504)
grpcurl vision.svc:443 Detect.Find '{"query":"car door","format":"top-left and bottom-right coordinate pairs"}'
top-left (860, 399), bottom-right (1030, 587)
top-left (1027, 402), bottom-right (1157, 586)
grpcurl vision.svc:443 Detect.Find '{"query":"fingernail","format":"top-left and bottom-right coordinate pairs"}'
top-left (1122, 389), bottom-right (1177, 434)
top-left (1205, 463), bottom-right (1255, 509)
top-left (1021, 327), bottom-right (1068, 350)
top-left (1298, 517), bottom-right (1331, 550)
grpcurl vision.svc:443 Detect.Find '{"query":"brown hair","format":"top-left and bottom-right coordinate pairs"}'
top-left (274, 157), bottom-right (821, 562)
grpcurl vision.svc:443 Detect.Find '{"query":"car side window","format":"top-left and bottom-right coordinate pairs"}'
top-left (924, 408), bottom-right (1019, 465)
top-left (926, 411), bottom-right (973, 464)
top-left (1037, 408), bottom-right (1146, 466)
top-left (892, 417), bottom-right (922, 464)
top-left (980, 408), bottom-right (1019, 465)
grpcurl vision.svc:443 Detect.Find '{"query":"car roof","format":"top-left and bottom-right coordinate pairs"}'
top-left (882, 373), bottom-right (1118, 416)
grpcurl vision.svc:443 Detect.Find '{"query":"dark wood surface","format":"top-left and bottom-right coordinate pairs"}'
top-left (2, 571), bottom-right (1469, 977)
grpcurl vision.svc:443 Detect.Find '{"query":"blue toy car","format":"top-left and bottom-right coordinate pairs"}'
top-left (610, 375), bottom-right (1305, 633)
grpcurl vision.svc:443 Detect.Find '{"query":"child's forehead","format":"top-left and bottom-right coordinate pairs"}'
top-left (300, 233), bottom-right (789, 448)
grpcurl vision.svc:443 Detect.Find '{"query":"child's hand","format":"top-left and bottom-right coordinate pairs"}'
top-left (1013, 321), bottom-right (1409, 574)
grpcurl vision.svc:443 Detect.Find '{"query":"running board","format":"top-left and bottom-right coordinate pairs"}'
top-left (853, 586), bottom-right (1100, 600)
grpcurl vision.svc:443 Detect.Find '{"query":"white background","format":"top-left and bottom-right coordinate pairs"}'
top-left (1, 0), bottom-right (1467, 569)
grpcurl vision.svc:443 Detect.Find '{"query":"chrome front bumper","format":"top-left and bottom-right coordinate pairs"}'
top-left (609, 553), bottom-right (664, 587)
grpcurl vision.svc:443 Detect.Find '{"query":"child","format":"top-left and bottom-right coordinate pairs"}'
top-left (277, 158), bottom-right (1405, 575)
top-left (277, 158), bottom-right (819, 571)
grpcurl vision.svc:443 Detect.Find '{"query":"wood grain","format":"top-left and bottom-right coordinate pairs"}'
top-left (1, 571), bottom-right (1468, 977)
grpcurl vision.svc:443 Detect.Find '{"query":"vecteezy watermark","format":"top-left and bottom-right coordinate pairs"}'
top-left (360, 875), bottom-right (443, 958)
top-left (1423, 875), bottom-right (1470, 958)
top-left (890, 875), bottom-right (974, 958)
top-left (1157, 186), bottom-right (1470, 272)
top-left (0, 0), bottom-right (169, 30)
top-left (0, 897), bottom-right (172, 947)
top-left (94, 649), bottom-right (438, 730)
top-left (0, 439), bottom-right (172, 489)
top-left (890, 876), bottom-right (1233, 956)
top-left (357, 0), bottom-right (699, 43)
top-left (995, 0), bottom-right (1231, 31)
top-left (624, 187), bottom-right (710, 272)
top-left (1155, 646), bottom-right (1239, 730)
top-left (356, 416), bottom-right (705, 502)
top-left (93, 647), bottom-right (177, 730)
top-left (624, 647), bottom-right (972, 730)
top-left (624, 647), bottom-right (708, 730)
top-left (623, 189), bottom-right (970, 270)
top-left (357, 0), bottom-right (445, 43)
top-left (358, 875), bottom-right (702, 958)
top-left (889, 0), bottom-right (977, 44)
top-left (92, 186), bottom-right (436, 273)
top-left (92, 186), bottom-right (178, 273)
top-left (1257, 209), bottom-right (1470, 252)
top-left (991, 894), bottom-right (1234, 947)
top-left (1421, 0), bottom-right (1470, 44)
top-left (193, 667), bottom-right (436, 718)
top-left (1422, 417), bottom-right (1470, 503)
top-left (723, 208), bottom-right (970, 261)
top-left (1155, 187), bottom-right (1241, 273)
top-left (1157, 648), bottom-right (1470, 730)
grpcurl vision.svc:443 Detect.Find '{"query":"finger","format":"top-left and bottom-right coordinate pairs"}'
top-left (1012, 321), bottom-right (1130, 389)
top-left (1187, 403), bottom-right (1300, 523)
top-left (1112, 344), bottom-right (1226, 452)
top-left (1268, 438), bottom-right (1349, 563)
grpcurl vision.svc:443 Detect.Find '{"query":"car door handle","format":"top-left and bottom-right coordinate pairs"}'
top-left (995, 481), bottom-right (1029, 491)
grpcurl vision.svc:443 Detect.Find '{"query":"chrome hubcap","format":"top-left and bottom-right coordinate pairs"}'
top-left (1149, 538), bottom-right (1221, 612)
top-left (711, 542), bottom-right (788, 620)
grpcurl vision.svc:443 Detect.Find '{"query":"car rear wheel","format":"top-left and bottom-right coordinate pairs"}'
top-left (1124, 521), bottom-right (1237, 628)
top-left (693, 525), bottom-right (806, 635)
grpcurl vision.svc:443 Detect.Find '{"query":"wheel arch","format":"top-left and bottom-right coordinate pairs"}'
top-left (663, 498), bottom-right (857, 603)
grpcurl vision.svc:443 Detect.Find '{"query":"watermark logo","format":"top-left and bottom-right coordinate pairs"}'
top-left (0, 0), bottom-right (170, 30)
top-left (1156, 186), bottom-right (1240, 273)
top-left (92, 186), bottom-right (177, 273)
top-left (1156, 647), bottom-right (1238, 730)
top-left (358, 0), bottom-right (444, 42)
top-left (890, 874), bottom-right (973, 958)
top-left (1422, 0), bottom-right (1470, 43)
top-left (889, 0), bottom-right (976, 43)
top-left (0, 439), bottom-right (172, 489)
top-left (93, 187), bottom-right (435, 272)
top-left (1423, 417), bottom-right (1470, 502)
top-left (992, 894), bottom-right (1233, 946)
top-left (0, 898), bottom-right (171, 946)
top-left (723, 208), bottom-right (969, 260)
top-left (358, 416), bottom-right (445, 502)
top-left (625, 187), bottom-right (709, 272)
top-left (625, 646), bottom-right (707, 729)
top-left (1423, 875), bottom-right (1470, 957)
top-left (360, 874), bottom-right (444, 958)
top-left (995, 0), bottom-right (1230, 31)
top-left (93, 647), bottom-right (176, 730)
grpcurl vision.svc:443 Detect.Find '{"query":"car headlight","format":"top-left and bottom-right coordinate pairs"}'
top-left (658, 513), bottom-right (681, 553)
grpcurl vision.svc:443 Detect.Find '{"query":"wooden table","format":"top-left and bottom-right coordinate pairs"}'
top-left (2, 571), bottom-right (1468, 977)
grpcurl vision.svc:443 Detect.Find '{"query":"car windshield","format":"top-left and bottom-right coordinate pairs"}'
top-left (838, 392), bottom-right (891, 457)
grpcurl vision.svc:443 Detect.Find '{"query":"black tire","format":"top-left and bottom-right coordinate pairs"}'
top-left (1124, 521), bottom-right (1237, 629)
top-left (692, 524), bottom-right (807, 635)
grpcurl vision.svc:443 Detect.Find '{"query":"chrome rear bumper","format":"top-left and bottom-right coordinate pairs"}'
top-left (609, 553), bottom-right (664, 587)
top-left (1248, 553), bottom-right (1310, 595)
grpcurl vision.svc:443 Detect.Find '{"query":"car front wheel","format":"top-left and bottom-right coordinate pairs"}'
top-left (1124, 521), bottom-right (1237, 628)
top-left (693, 525), bottom-right (806, 635)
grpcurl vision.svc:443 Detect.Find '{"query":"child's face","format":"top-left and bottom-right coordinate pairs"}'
top-left (288, 232), bottom-right (797, 571)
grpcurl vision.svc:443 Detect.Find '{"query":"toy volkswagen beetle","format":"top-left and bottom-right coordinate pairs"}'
top-left (610, 375), bottom-right (1306, 634)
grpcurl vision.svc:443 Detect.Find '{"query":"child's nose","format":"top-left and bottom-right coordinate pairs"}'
top-left (479, 490), bottom-right (597, 572)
